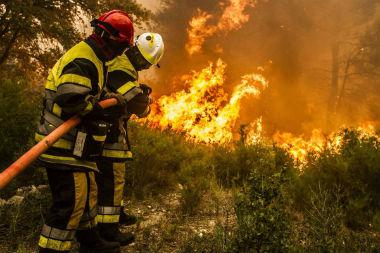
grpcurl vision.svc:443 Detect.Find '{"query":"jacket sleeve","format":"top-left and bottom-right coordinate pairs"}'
top-left (106, 70), bottom-right (151, 117)
top-left (54, 58), bottom-right (99, 115)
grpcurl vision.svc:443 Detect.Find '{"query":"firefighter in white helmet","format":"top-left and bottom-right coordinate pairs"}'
top-left (95, 33), bottom-right (164, 246)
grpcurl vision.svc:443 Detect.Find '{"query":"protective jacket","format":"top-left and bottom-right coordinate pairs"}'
top-left (36, 38), bottom-right (109, 171)
top-left (95, 53), bottom-right (151, 227)
top-left (100, 53), bottom-right (151, 162)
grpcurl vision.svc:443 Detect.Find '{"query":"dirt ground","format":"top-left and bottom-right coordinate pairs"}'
top-left (120, 188), bottom-right (235, 253)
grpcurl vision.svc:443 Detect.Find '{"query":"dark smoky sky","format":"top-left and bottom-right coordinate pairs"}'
top-left (144, 0), bottom-right (380, 134)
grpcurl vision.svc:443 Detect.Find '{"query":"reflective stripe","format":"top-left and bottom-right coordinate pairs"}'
top-left (117, 81), bottom-right (139, 96)
top-left (102, 149), bottom-right (133, 159)
top-left (44, 41), bottom-right (105, 92)
top-left (124, 87), bottom-right (144, 102)
top-left (41, 225), bottom-right (75, 241)
top-left (43, 110), bottom-right (78, 137)
top-left (38, 235), bottom-right (73, 251)
top-left (107, 54), bottom-right (138, 79)
top-left (98, 206), bottom-right (121, 215)
top-left (83, 102), bottom-right (93, 114)
top-left (96, 214), bottom-right (120, 224)
top-left (35, 133), bottom-right (73, 150)
top-left (52, 104), bottom-right (62, 117)
top-left (58, 74), bottom-right (92, 89)
top-left (57, 83), bottom-right (91, 96)
top-left (40, 154), bottom-right (98, 171)
top-left (93, 135), bottom-right (106, 142)
top-left (45, 72), bottom-right (57, 91)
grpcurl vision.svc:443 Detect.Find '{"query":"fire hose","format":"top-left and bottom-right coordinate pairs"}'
top-left (0, 98), bottom-right (118, 190)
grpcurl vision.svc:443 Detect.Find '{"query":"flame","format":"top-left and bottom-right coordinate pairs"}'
top-left (148, 59), bottom-right (268, 144)
top-left (186, 0), bottom-right (256, 55)
top-left (245, 117), bottom-right (264, 144)
top-left (262, 122), bottom-right (378, 165)
top-left (143, 60), bottom-right (378, 166)
top-left (272, 129), bottom-right (326, 163)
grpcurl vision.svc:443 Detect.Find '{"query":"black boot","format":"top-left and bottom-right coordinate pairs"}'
top-left (76, 228), bottom-right (120, 253)
top-left (119, 208), bottom-right (138, 226)
top-left (98, 223), bottom-right (135, 246)
top-left (39, 248), bottom-right (68, 253)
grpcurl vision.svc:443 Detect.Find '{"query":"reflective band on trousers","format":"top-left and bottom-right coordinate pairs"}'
top-left (96, 214), bottom-right (120, 224)
top-left (102, 149), bottom-right (133, 159)
top-left (39, 235), bottom-right (73, 251)
top-left (41, 224), bottom-right (76, 241)
top-left (98, 206), bottom-right (121, 215)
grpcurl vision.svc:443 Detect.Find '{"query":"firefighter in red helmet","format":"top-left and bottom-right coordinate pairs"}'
top-left (36, 10), bottom-right (134, 253)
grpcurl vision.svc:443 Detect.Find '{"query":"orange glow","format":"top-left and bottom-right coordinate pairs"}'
top-left (148, 59), bottom-right (268, 144)
top-left (186, 0), bottom-right (256, 55)
top-left (143, 59), bottom-right (378, 166)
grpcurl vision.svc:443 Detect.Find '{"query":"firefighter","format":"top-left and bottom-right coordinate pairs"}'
top-left (95, 32), bottom-right (165, 245)
top-left (36, 10), bottom-right (134, 253)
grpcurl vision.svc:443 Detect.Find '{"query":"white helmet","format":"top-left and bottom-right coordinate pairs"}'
top-left (135, 33), bottom-right (164, 66)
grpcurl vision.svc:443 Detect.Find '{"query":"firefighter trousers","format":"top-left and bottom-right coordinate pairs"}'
top-left (95, 160), bottom-right (126, 225)
top-left (38, 168), bottom-right (97, 252)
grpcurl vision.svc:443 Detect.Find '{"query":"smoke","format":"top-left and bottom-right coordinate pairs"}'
top-left (186, 0), bottom-right (256, 55)
top-left (140, 0), bottom-right (380, 135)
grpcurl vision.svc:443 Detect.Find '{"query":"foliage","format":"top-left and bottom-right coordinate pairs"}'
top-left (297, 130), bottom-right (380, 230)
top-left (0, 185), bottom-right (50, 253)
top-left (127, 123), bottom-right (209, 199)
top-left (0, 0), bottom-right (150, 79)
top-left (0, 76), bottom-right (46, 198)
top-left (292, 129), bottom-right (380, 251)
top-left (231, 147), bottom-right (293, 253)
top-left (178, 156), bottom-right (212, 215)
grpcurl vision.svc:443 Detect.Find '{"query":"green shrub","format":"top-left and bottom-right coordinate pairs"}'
top-left (178, 156), bottom-right (212, 215)
top-left (0, 76), bottom-right (43, 198)
top-left (127, 124), bottom-right (209, 199)
top-left (231, 146), bottom-right (293, 253)
top-left (297, 129), bottom-right (380, 231)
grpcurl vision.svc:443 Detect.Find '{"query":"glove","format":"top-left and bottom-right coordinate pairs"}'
top-left (104, 92), bottom-right (126, 106)
top-left (79, 95), bottom-right (97, 117)
top-left (127, 93), bottom-right (151, 116)
top-left (140, 83), bottom-right (152, 95)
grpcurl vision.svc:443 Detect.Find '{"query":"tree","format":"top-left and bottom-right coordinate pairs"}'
top-left (0, 0), bottom-right (150, 79)
top-left (303, 0), bottom-right (378, 128)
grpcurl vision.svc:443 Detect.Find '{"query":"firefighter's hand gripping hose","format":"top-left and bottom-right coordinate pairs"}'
top-left (0, 98), bottom-right (119, 190)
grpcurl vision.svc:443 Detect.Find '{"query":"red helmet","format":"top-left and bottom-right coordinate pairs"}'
top-left (91, 10), bottom-right (134, 46)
